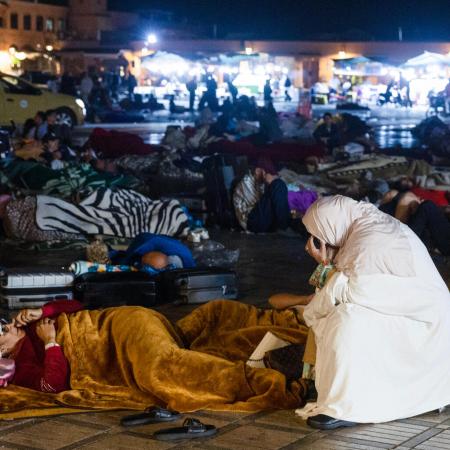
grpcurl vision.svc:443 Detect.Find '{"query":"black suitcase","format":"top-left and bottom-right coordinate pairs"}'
top-left (202, 154), bottom-right (248, 228)
top-left (73, 272), bottom-right (160, 308)
top-left (159, 268), bottom-right (238, 305)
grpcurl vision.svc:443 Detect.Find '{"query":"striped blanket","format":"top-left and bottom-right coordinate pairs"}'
top-left (36, 189), bottom-right (189, 238)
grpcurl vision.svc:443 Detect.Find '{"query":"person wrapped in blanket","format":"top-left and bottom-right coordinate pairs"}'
top-left (0, 301), bottom-right (83, 393)
top-left (71, 233), bottom-right (196, 276)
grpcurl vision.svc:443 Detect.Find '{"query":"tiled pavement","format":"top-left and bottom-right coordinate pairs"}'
top-left (0, 230), bottom-right (449, 450)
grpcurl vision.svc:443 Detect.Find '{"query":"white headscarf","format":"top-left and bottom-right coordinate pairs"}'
top-left (302, 195), bottom-right (415, 277)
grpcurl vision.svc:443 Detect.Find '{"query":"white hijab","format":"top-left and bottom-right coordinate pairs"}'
top-left (302, 195), bottom-right (415, 277)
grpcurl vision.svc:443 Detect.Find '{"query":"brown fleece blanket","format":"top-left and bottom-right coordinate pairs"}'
top-left (0, 300), bottom-right (309, 419)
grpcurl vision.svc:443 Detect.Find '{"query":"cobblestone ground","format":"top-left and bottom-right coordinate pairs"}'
top-left (0, 230), bottom-right (449, 449)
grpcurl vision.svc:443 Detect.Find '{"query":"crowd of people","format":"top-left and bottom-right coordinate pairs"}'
top-left (0, 83), bottom-right (449, 435)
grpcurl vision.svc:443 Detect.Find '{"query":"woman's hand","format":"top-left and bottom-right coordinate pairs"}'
top-left (35, 318), bottom-right (56, 345)
top-left (305, 236), bottom-right (329, 265)
top-left (14, 308), bottom-right (43, 327)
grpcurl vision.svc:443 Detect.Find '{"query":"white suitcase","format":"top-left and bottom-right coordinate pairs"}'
top-left (0, 268), bottom-right (74, 310)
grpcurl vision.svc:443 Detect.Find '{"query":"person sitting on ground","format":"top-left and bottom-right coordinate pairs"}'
top-left (379, 189), bottom-right (450, 256)
top-left (313, 113), bottom-right (339, 152)
top-left (294, 195), bottom-right (450, 430)
top-left (169, 95), bottom-right (188, 114)
top-left (24, 111), bottom-right (47, 141)
top-left (41, 132), bottom-right (77, 170)
top-left (45, 110), bottom-right (72, 145)
top-left (233, 157), bottom-right (291, 233)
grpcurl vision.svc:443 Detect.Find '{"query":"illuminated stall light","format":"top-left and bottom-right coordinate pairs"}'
top-left (254, 65), bottom-right (265, 76)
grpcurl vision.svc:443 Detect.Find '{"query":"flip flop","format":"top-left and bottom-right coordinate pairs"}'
top-left (120, 407), bottom-right (181, 427)
top-left (154, 418), bottom-right (217, 441)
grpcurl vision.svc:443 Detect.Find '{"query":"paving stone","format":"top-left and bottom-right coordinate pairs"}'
top-left (209, 424), bottom-right (301, 449)
top-left (56, 410), bottom-right (134, 429)
top-left (253, 410), bottom-right (312, 433)
top-left (0, 419), bottom-right (104, 450)
top-left (415, 429), bottom-right (450, 449)
top-left (76, 431), bottom-right (174, 449)
top-left (289, 438), bottom-right (391, 449)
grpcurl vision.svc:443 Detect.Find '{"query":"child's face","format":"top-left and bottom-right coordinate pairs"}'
top-left (48, 139), bottom-right (59, 153)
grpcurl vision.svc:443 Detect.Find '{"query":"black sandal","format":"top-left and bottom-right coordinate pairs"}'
top-left (120, 406), bottom-right (181, 427)
top-left (154, 418), bottom-right (217, 441)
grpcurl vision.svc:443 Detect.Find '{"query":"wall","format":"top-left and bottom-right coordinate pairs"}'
top-left (0, 0), bottom-right (67, 50)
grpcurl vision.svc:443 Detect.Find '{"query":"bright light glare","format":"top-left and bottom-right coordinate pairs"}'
top-left (147, 34), bottom-right (157, 44)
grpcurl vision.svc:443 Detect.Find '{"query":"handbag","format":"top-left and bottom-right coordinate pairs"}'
top-left (263, 344), bottom-right (305, 382)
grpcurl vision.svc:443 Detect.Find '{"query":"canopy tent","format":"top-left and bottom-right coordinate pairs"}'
top-left (402, 51), bottom-right (450, 68)
top-left (141, 51), bottom-right (190, 75)
top-left (333, 56), bottom-right (396, 77)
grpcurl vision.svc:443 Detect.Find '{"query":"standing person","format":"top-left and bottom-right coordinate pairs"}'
top-left (80, 72), bottom-right (94, 105)
top-left (59, 71), bottom-right (77, 97)
top-left (186, 77), bottom-right (197, 111)
top-left (296, 195), bottom-right (450, 430)
top-left (110, 71), bottom-right (120, 100)
top-left (284, 76), bottom-right (292, 102)
top-left (127, 71), bottom-right (138, 101)
top-left (263, 79), bottom-right (272, 105)
top-left (444, 78), bottom-right (450, 115)
top-left (227, 77), bottom-right (238, 103)
top-left (205, 76), bottom-right (219, 111)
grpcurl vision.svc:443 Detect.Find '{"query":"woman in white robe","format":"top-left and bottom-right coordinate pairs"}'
top-left (296, 195), bottom-right (450, 429)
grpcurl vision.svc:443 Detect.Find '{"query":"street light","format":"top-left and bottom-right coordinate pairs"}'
top-left (147, 34), bottom-right (157, 45)
top-left (245, 47), bottom-right (253, 55)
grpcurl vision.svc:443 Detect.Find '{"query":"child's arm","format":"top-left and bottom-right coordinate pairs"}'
top-left (269, 293), bottom-right (314, 310)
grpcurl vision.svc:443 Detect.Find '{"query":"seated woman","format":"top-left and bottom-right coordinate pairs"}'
top-left (233, 157), bottom-right (291, 233)
top-left (0, 189), bottom-right (189, 242)
top-left (379, 189), bottom-right (450, 256)
top-left (295, 195), bottom-right (450, 429)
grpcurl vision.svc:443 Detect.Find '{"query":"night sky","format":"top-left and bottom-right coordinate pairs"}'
top-left (108, 0), bottom-right (450, 41)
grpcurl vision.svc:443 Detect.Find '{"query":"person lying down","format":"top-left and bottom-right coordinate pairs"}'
top-left (0, 299), bottom-right (310, 414)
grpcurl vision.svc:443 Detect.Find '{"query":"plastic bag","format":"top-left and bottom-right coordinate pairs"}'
top-left (191, 240), bottom-right (240, 268)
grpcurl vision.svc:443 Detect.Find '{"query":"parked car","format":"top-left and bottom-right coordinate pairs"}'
top-left (0, 72), bottom-right (84, 127)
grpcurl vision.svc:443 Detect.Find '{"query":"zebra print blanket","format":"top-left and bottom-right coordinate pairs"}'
top-left (36, 189), bottom-right (189, 238)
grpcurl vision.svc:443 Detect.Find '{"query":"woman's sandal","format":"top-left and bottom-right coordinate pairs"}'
top-left (120, 406), bottom-right (181, 427)
top-left (154, 418), bottom-right (218, 441)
